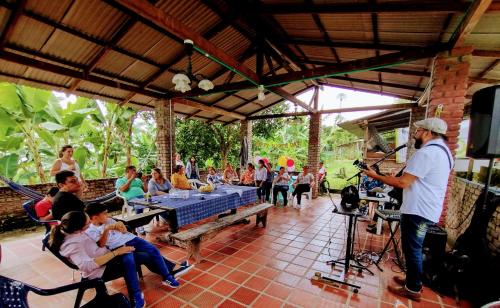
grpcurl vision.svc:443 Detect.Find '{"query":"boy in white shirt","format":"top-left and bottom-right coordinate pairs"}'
top-left (85, 203), bottom-right (192, 289)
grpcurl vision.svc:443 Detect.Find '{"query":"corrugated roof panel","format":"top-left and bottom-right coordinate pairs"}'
top-left (377, 13), bottom-right (448, 34)
top-left (275, 14), bottom-right (322, 39)
top-left (0, 6), bottom-right (10, 34)
top-left (465, 34), bottom-right (500, 50)
top-left (119, 61), bottom-right (159, 84)
top-left (148, 70), bottom-right (175, 90)
top-left (142, 37), bottom-right (184, 65)
top-left (23, 67), bottom-right (72, 87)
top-left (132, 94), bottom-right (154, 105)
top-left (117, 22), bottom-right (167, 58)
top-left (213, 95), bottom-right (244, 109)
top-left (379, 32), bottom-right (438, 45)
top-left (98, 85), bottom-right (130, 100)
top-left (211, 26), bottom-right (252, 59)
top-left (26, 0), bottom-right (73, 22)
top-left (216, 116), bottom-right (233, 122)
top-left (61, 0), bottom-right (128, 41)
top-left (295, 45), bottom-right (337, 61)
top-left (157, 0), bottom-right (220, 34)
top-left (94, 50), bottom-right (136, 76)
top-left (78, 81), bottom-right (105, 95)
top-left (174, 104), bottom-right (198, 114)
top-left (40, 29), bottom-right (102, 65)
top-left (0, 59), bottom-right (29, 76)
top-left (6, 16), bottom-right (54, 50)
top-left (319, 14), bottom-right (372, 32)
top-left (334, 47), bottom-right (376, 61)
top-left (196, 111), bottom-right (217, 118)
top-left (327, 30), bottom-right (373, 42)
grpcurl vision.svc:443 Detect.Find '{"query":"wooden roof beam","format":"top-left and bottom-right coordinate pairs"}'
top-left (259, 1), bottom-right (469, 14)
top-left (247, 103), bottom-right (416, 120)
top-left (472, 49), bottom-right (500, 57)
top-left (263, 45), bottom-right (446, 87)
top-left (326, 76), bottom-right (425, 92)
top-left (0, 0), bottom-right (27, 49)
top-left (114, 0), bottom-right (259, 83)
top-left (449, 0), bottom-right (493, 48)
top-left (284, 38), bottom-right (422, 51)
top-left (172, 98), bottom-right (245, 120)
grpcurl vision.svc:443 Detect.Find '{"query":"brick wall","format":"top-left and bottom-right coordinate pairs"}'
top-left (0, 178), bottom-right (117, 232)
top-left (429, 48), bottom-right (471, 225)
top-left (446, 177), bottom-right (500, 256)
top-left (308, 113), bottom-right (321, 198)
top-left (156, 99), bottom-right (176, 179)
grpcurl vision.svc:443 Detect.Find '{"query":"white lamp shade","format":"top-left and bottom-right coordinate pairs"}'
top-left (198, 79), bottom-right (214, 91)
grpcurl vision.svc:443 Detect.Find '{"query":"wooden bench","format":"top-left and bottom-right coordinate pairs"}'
top-left (169, 203), bottom-right (273, 263)
top-left (113, 209), bottom-right (167, 230)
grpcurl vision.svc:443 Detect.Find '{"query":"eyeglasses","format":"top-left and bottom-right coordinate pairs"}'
top-left (66, 178), bottom-right (79, 184)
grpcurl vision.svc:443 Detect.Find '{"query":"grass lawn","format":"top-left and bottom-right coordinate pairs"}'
top-left (322, 158), bottom-right (360, 190)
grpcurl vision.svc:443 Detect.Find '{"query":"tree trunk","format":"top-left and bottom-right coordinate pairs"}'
top-left (101, 124), bottom-right (112, 178)
top-left (23, 125), bottom-right (47, 183)
top-left (125, 113), bottom-right (136, 166)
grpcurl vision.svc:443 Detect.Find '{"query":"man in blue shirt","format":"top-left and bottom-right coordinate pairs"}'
top-left (116, 166), bottom-right (147, 200)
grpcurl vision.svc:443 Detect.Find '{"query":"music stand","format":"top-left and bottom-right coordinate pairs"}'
top-left (374, 215), bottom-right (404, 272)
top-left (324, 208), bottom-right (374, 292)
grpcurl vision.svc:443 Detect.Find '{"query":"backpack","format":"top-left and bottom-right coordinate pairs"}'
top-left (340, 185), bottom-right (360, 211)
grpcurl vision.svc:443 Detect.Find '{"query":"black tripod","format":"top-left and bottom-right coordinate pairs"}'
top-left (324, 208), bottom-right (374, 292)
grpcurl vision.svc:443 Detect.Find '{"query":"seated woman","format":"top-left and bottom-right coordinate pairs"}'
top-left (223, 164), bottom-right (238, 183)
top-left (238, 163), bottom-right (256, 186)
top-left (207, 167), bottom-right (224, 184)
top-left (292, 165), bottom-right (315, 207)
top-left (273, 167), bottom-right (290, 206)
top-left (171, 165), bottom-right (192, 190)
top-left (148, 168), bottom-right (172, 196)
top-left (49, 211), bottom-right (145, 308)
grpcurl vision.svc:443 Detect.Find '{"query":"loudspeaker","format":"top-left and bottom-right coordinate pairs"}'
top-left (424, 224), bottom-right (447, 261)
top-left (466, 85), bottom-right (500, 158)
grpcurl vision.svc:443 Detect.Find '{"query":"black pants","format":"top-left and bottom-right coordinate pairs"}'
top-left (273, 185), bottom-right (289, 206)
top-left (263, 181), bottom-right (272, 202)
top-left (292, 184), bottom-right (311, 205)
top-left (256, 180), bottom-right (265, 200)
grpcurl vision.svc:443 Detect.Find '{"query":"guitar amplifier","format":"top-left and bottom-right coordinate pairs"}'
top-left (424, 224), bottom-right (448, 262)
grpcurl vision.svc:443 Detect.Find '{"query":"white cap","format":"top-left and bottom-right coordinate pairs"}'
top-left (414, 117), bottom-right (447, 134)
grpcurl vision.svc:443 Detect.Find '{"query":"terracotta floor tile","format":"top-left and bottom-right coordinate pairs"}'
top-left (191, 291), bottom-right (224, 307)
top-left (275, 272), bottom-right (301, 287)
top-left (222, 256), bottom-right (243, 267)
top-left (195, 260), bottom-right (217, 271)
top-left (150, 295), bottom-right (184, 308)
top-left (255, 267), bottom-right (280, 280)
top-left (211, 279), bottom-right (239, 297)
top-left (217, 299), bottom-right (246, 308)
top-left (230, 286), bottom-right (260, 305)
top-left (296, 278), bottom-right (324, 296)
top-left (208, 264), bottom-right (233, 277)
top-left (349, 293), bottom-right (380, 307)
top-left (143, 287), bottom-right (168, 305)
top-left (251, 294), bottom-right (283, 308)
top-left (266, 259), bottom-right (289, 271)
top-left (226, 270), bottom-right (251, 284)
top-left (284, 263), bottom-right (309, 276)
top-left (321, 285), bottom-right (349, 303)
top-left (191, 273), bottom-right (220, 288)
top-left (238, 261), bottom-right (262, 274)
top-left (288, 289), bottom-right (322, 307)
top-left (412, 299), bottom-right (442, 308)
top-left (264, 282), bottom-right (293, 300)
top-left (207, 252), bottom-right (228, 263)
top-left (172, 283), bottom-right (204, 301)
top-left (178, 268), bottom-right (203, 282)
top-left (316, 298), bottom-right (347, 308)
top-left (243, 276), bottom-right (271, 292)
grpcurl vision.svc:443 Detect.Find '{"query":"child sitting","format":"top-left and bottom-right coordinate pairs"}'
top-left (35, 187), bottom-right (59, 225)
top-left (84, 202), bottom-right (192, 288)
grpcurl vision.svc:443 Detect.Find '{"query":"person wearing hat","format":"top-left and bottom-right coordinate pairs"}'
top-left (363, 117), bottom-right (453, 301)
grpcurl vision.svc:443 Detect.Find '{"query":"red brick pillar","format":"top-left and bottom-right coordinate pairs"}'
top-left (155, 99), bottom-right (176, 179)
top-left (308, 113), bottom-right (321, 199)
top-left (240, 120), bottom-right (252, 168)
top-left (428, 47), bottom-right (471, 225)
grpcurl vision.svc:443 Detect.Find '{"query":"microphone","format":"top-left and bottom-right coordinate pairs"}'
top-left (393, 144), bottom-right (407, 152)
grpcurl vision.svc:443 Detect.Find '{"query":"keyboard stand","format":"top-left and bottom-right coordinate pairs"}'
top-left (374, 219), bottom-right (404, 272)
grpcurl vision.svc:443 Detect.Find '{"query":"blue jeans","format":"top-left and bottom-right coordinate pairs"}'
top-left (126, 237), bottom-right (175, 280)
top-left (102, 253), bottom-right (142, 303)
top-left (400, 214), bottom-right (431, 292)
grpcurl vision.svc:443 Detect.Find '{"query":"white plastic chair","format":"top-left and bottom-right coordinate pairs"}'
top-left (116, 189), bottom-right (133, 218)
top-left (187, 179), bottom-right (198, 190)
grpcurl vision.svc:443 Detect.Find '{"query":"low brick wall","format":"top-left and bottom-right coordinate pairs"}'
top-left (446, 177), bottom-right (500, 256)
top-left (0, 178), bottom-right (117, 232)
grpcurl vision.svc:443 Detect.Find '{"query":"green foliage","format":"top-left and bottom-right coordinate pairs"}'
top-left (253, 104), bottom-right (287, 139)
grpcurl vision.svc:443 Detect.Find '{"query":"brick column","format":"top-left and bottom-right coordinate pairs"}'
top-left (239, 120), bottom-right (252, 168)
top-left (155, 99), bottom-right (176, 179)
top-left (428, 47), bottom-right (471, 225)
top-left (406, 105), bottom-right (427, 160)
top-left (308, 113), bottom-right (321, 199)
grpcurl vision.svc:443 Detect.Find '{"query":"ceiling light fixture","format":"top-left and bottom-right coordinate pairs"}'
top-left (257, 85), bottom-right (265, 101)
top-left (172, 39), bottom-right (214, 93)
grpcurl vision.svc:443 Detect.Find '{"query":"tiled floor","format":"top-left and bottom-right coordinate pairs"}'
top-left (0, 197), bottom-right (471, 307)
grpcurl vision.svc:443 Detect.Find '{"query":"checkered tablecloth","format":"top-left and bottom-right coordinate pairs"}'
top-left (130, 185), bottom-right (257, 227)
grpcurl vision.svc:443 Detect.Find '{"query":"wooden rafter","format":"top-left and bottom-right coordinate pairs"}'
top-left (114, 0), bottom-right (259, 83)
top-left (0, 0), bottom-right (27, 49)
top-left (247, 103), bottom-right (416, 120)
top-left (449, 0), bottom-right (493, 48)
top-left (172, 98), bottom-right (245, 120)
top-left (469, 77), bottom-right (500, 84)
top-left (478, 59), bottom-right (500, 79)
top-left (259, 2), bottom-right (469, 14)
top-left (326, 76), bottom-right (425, 92)
top-left (472, 49), bottom-right (500, 57)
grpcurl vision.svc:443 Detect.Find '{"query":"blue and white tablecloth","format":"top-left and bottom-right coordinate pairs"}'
top-left (130, 185), bottom-right (257, 227)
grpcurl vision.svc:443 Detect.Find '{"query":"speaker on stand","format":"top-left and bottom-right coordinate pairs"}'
top-left (466, 85), bottom-right (500, 208)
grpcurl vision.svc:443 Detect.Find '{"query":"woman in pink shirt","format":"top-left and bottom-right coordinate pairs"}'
top-left (49, 211), bottom-right (145, 308)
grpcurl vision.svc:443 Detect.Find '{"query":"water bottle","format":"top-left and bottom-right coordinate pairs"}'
top-left (145, 192), bottom-right (152, 203)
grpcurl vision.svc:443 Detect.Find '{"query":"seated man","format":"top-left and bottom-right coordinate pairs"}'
top-left (116, 165), bottom-right (147, 200)
top-left (35, 187), bottom-right (59, 225)
top-left (238, 163), bottom-right (256, 186)
top-left (52, 170), bottom-right (85, 220)
top-left (318, 161), bottom-right (328, 194)
top-left (84, 203), bottom-right (192, 289)
top-left (207, 167), bottom-right (224, 184)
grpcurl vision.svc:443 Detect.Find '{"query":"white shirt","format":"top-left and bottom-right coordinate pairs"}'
top-left (401, 138), bottom-right (453, 223)
top-left (255, 168), bottom-right (267, 181)
top-left (297, 173), bottom-right (315, 185)
top-left (319, 167), bottom-right (325, 175)
top-left (60, 160), bottom-right (82, 181)
top-left (86, 218), bottom-right (136, 250)
top-left (274, 172), bottom-right (290, 186)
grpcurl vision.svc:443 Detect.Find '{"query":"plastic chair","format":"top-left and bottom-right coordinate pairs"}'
top-left (22, 200), bottom-right (59, 251)
top-left (116, 190), bottom-right (134, 218)
top-left (0, 275), bottom-right (123, 308)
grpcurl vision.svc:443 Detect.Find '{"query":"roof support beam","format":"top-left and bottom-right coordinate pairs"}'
top-left (172, 98), bottom-right (245, 120)
top-left (259, 2), bottom-right (469, 14)
top-left (285, 38), bottom-right (421, 51)
top-left (247, 103), bottom-right (416, 120)
top-left (449, 0), bottom-right (493, 48)
top-left (326, 76), bottom-right (425, 92)
top-left (477, 59), bottom-right (500, 79)
top-left (469, 77), bottom-right (500, 84)
top-left (0, 0), bottom-right (27, 49)
top-left (472, 49), bottom-right (500, 57)
top-left (263, 45), bottom-right (447, 87)
top-left (114, 0), bottom-right (259, 83)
